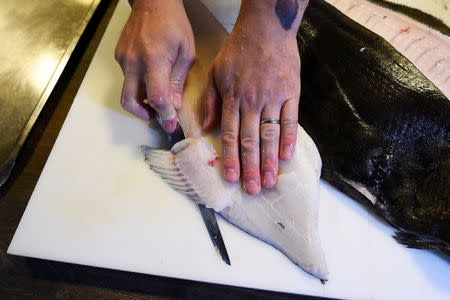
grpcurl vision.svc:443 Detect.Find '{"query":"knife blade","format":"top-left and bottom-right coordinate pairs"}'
top-left (157, 116), bottom-right (231, 265)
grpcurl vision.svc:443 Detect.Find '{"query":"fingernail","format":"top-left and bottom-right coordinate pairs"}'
top-left (282, 144), bottom-right (293, 159)
top-left (263, 172), bottom-right (275, 188)
top-left (162, 120), bottom-right (175, 133)
top-left (224, 168), bottom-right (238, 181)
top-left (244, 179), bottom-right (260, 195)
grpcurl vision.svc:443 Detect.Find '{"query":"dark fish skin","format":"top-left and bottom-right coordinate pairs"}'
top-left (297, 0), bottom-right (450, 254)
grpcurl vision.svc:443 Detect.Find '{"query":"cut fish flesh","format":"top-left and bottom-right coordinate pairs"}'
top-left (142, 127), bottom-right (328, 280)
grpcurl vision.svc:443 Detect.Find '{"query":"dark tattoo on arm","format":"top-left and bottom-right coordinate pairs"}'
top-left (275, 0), bottom-right (299, 30)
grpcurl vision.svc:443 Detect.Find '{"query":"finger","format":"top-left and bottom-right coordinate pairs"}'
top-left (260, 106), bottom-right (281, 189)
top-left (145, 63), bottom-right (177, 133)
top-left (221, 97), bottom-right (240, 183)
top-left (170, 46), bottom-right (195, 109)
top-left (280, 98), bottom-right (299, 160)
top-left (203, 71), bottom-right (221, 130)
top-left (121, 73), bottom-right (153, 121)
top-left (240, 110), bottom-right (261, 195)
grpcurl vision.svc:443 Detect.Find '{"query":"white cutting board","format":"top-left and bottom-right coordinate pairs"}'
top-left (8, 0), bottom-right (450, 299)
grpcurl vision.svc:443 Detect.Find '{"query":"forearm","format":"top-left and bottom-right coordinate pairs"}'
top-left (236, 0), bottom-right (308, 38)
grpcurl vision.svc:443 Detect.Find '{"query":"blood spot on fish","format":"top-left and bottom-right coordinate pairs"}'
top-left (400, 27), bottom-right (411, 34)
top-left (278, 222), bottom-right (285, 229)
top-left (208, 158), bottom-right (217, 167)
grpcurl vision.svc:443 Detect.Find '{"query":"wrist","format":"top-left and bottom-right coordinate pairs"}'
top-left (236, 0), bottom-right (308, 38)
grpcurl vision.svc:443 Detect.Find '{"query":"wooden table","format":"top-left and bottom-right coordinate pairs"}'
top-left (0, 1), bottom-right (320, 298)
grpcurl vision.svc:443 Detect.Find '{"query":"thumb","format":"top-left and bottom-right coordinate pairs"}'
top-left (202, 71), bottom-right (221, 130)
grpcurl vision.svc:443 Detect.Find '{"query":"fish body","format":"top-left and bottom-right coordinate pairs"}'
top-left (298, 0), bottom-right (449, 254)
top-left (142, 127), bottom-right (328, 280)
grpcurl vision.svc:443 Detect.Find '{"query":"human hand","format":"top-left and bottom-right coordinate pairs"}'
top-left (115, 0), bottom-right (195, 133)
top-left (203, 1), bottom-right (307, 195)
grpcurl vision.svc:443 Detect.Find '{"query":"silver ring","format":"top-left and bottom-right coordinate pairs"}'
top-left (260, 118), bottom-right (280, 125)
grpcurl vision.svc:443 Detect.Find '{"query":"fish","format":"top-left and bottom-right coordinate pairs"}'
top-left (297, 0), bottom-right (449, 255)
top-left (141, 0), bottom-right (450, 280)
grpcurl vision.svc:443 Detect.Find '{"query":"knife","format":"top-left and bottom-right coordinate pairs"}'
top-left (157, 116), bottom-right (231, 265)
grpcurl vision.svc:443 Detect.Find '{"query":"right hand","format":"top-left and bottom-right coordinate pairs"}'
top-left (115, 0), bottom-right (195, 133)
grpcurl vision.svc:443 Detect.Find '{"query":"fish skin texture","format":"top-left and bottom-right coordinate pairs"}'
top-left (298, 0), bottom-right (449, 254)
top-left (327, 0), bottom-right (450, 99)
top-left (142, 126), bottom-right (328, 281)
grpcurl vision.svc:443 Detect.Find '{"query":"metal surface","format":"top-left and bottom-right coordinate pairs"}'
top-left (0, 0), bottom-right (102, 186)
top-left (160, 116), bottom-right (231, 265)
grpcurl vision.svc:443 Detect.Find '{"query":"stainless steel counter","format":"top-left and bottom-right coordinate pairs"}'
top-left (0, 0), bottom-right (101, 186)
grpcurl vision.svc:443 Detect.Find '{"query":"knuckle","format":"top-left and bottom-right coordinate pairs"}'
top-left (281, 132), bottom-right (297, 144)
top-left (147, 96), bottom-right (168, 109)
top-left (183, 50), bottom-right (196, 65)
top-left (261, 127), bottom-right (279, 142)
top-left (222, 97), bottom-right (238, 113)
top-left (169, 76), bottom-right (184, 89)
top-left (243, 167), bottom-right (259, 179)
top-left (284, 82), bottom-right (299, 96)
top-left (221, 84), bottom-right (237, 100)
top-left (114, 48), bottom-right (122, 63)
top-left (243, 87), bottom-right (257, 103)
top-left (122, 57), bottom-right (140, 72)
top-left (261, 164), bottom-right (276, 177)
top-left (241, 91), bottom-right (259, 111)
top-left (142, 53), bottom-right (162, 69)
top-left (223, 156), bottom-right (238, 168)
top-left (222, 130), bottom-right (238, 146)
top-left (282, 117), bottom-right (298, 130)
top-left (261, 155), bottom-right (276, 168)
top-left (241, 137), bottom-right (259, 152)
top-left (120, 97), bottom-right (132, 111)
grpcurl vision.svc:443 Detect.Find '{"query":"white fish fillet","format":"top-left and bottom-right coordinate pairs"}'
top-left (326, 0), bottom-right (450, 99)
top-left (142, 127), bottom-right (328, 280)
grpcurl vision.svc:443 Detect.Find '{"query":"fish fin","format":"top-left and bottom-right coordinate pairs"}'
top-left (394, 231), bottom-right (450, 256)
top-left (321, 166), bottom-right (377, 210)
top-left (140, 145), bottom-right (201, 200)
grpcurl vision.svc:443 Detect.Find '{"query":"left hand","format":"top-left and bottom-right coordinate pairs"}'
top-left (202, 14), bottom-right (301, 195)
